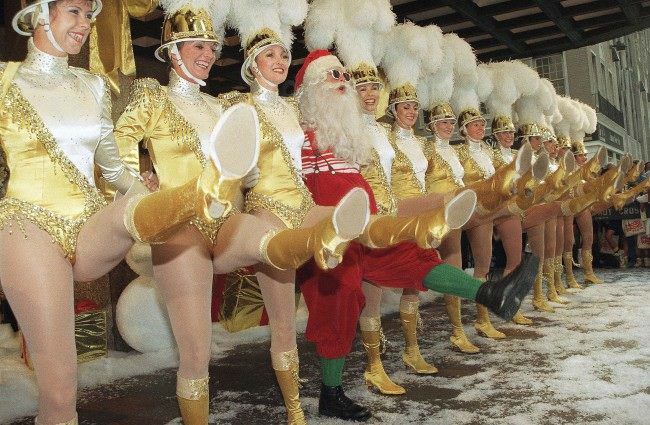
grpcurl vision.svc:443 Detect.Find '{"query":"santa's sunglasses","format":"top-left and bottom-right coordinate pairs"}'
top-left (327, 69), bottom-right (352, 82)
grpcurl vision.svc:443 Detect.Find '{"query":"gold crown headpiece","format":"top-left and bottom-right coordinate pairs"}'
top-left (350, 62), bottom-right (383, 88)
top-left (491, 115), bottom-right (515, 134)
top-left (155, 7), bottom-right (219, 62)
top-left (557, 135), bottom-right (572, 149)
top-left (424, 102), bottom-right (456, 126)
top-left (519, 123), bottom-right (542, 138)
top-left (458, 108), bottom-right (485, 129)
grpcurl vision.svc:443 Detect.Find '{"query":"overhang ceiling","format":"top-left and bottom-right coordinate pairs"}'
top-left (2, 0), bottom-right (650, 94)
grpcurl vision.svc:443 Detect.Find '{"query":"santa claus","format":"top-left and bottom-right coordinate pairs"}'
top-left (294, 50), bottom-right (539, 421)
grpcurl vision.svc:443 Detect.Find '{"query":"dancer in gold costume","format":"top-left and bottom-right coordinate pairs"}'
top-left (114, 2), bottom-right (369, 424)
top-left (0, 1), bottom-right (262, 423)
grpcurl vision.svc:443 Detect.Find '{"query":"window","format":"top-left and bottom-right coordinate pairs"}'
top-left (531, 54), bottom-right (566, 95)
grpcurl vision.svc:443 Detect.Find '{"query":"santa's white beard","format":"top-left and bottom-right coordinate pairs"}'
top-left (298, 81), bottom-right (372, 165)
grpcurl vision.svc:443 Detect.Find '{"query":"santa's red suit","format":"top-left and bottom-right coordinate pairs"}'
top-left (297, 131), bottom-right (442, 359)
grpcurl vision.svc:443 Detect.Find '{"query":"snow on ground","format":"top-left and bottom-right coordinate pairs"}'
top-left (1, 269), bottom-right (649, 424)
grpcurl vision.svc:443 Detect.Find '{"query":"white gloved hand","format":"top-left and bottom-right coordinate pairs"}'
top-left (242, 166), bottom-right (260, 189)
top-left (636, 193), bottom-right (648, 204)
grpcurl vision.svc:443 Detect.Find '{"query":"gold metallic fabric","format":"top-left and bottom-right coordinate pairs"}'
top-left (491, 115), bottom-right (515, 133)
top-left (90, 0), bottom-right (158, 94)
top-left (425, 147), bottom-right (465, 195)
top-left (388, 83), bottom-right (418, 107)
top-left (492, 147), bottom-right (517, 170)
top-left (176, 375), bottom-right (209, 400)
top-left (455, 143), bottom-right (493, 184)
top-left (361, 149), bottom-right (399, 216)
top-left (219, 91), bottom-right (315, 229)
top-left (519, 123), bottom-right (542, 138)
top-left (351, 62), bottom-right (383, 87)
top-left (244, 28), bottom-right (284, 59)
top-left (161, 7), bottom-right (218, 46)
top-left (219, 269), bottom-right (268, 333)
top-left (114, 78), bottom-right (222, 243)
top-left (0, 64), bottom-right (106, 260)
top-left (425, 102), bottom-right (455, 124)
top-left (457, 108), bottom-right (484, 128)
top-left (75, 310), bottom-right (108, 363)
top-left (390, 130), bottom-right (426, 200)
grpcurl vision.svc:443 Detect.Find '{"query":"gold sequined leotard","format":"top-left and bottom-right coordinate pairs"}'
top-left (359, 115), bottom-right (398, 216)
top-left (455, 139), bottom-right (496, 185)
top-left (389, 125), bottom-right (428, 200)
top-left (425, 137), bottom-right (465, 195)
top-left (114, 70), bottom-right (226, 244)
top-left (219, 87), bottom-right (314, 229)
top-left (492, 145), bottom-right (517, 170)
top-left (0, 41), bottom-right (134, 261)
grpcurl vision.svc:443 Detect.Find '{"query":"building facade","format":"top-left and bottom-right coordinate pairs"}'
top-left (527, 29), bottom-right (650, 163)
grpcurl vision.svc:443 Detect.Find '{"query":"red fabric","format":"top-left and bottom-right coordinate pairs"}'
top-left (297, 136), bottom-right (442, 359)
top-left (294, 49), bottom-right (332, 90)
top-left (74, 299), bottom-right (99, 314)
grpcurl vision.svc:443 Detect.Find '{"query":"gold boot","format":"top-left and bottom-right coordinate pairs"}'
top-left (532, 262), bottom-right (555, 312)
top-left (359, 317), bottom-right (406, 395)
top-left (475, 304), bottom-right (506, 339)
top-left (553, 256), bottom-right (570, 296)
top-left (399, 299), bottom-right (438, 374)
top-left (511, 309), bottom-right (533, 325)
top-left (271, 348), bottom-right (307, 425)
top-left (261, 188), bottom-right (369, 270)
top-left (123, 105), bottom-right (260, 244)
top-left (563, 251), bottom-right (582, 289)
top-left (35, 414), bottom-right (79, 425)
top-left (176, 375), bottom-right (209, 425)
top-left (545, 258), bottom-right (569, 304)
top-left (444, 295), bottom-right (480, 353)
top-left (359, 190), bottom-right (476, 249)
top-left (582, 249), bottom-right (604, 284)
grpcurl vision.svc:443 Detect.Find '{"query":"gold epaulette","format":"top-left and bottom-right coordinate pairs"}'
top-left (124, 78), bottom-right (166, 112)
top-left (218, 90), bottom-right (250, 108)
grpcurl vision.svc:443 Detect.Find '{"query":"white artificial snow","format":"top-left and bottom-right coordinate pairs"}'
top-left (1, 269), bottom-right (649, 424)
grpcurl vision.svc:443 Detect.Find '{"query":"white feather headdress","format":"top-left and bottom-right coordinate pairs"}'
top-left (156, 0), bottom-right (231, 61)
top-left (305, 0), bottom-right (395, 86)
top-left (380, 22), bottom-right (430, 110)
top-left (228, 0), bottom-right (308, 84)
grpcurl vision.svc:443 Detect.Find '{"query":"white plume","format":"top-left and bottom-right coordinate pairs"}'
top-left (555, 96), bottom-right (579, 138)
top-left (305, 0), bottom-right (395, 68)
top-left (580, 102), bottom-right (598, 134)
top-left (228, 0), bottom-right (307, 49)
top-left (447, 33), bottom-right (480, 113)
top-left (484, 62), bottom-right (517, 118)
top-left (380, 22), bottom-right (429, 89)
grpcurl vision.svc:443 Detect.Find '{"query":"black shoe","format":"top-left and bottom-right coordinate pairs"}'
top-left (319, 384), bottom-right (372, 422)
top-left (475, 253), bottom-right (540, 321)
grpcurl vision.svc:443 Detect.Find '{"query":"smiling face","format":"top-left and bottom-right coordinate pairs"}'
top-left (253, 44), bottom-right (290, 87)
top-left (395, 101), bottom-right (419, 129)
top-left (35, 0), bottom-right (93, 56)
top-left (355, 83), bottom-right (380, 113)
top-left (543, 139), bottom-right (558, 158)
top-left (465, 119), bottom-right (486, 140)
top-left (173, 40), bottom-right (218, 81)
top-left (431, 119), bottom-right (455, 140)
top-left (528, 135), bottom-right (543, 151)
top-left (495, 131), bottom-right (515, 148)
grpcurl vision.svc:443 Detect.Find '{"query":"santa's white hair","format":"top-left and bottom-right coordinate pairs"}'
top-left (297, 78), bottom-right (372, 165)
